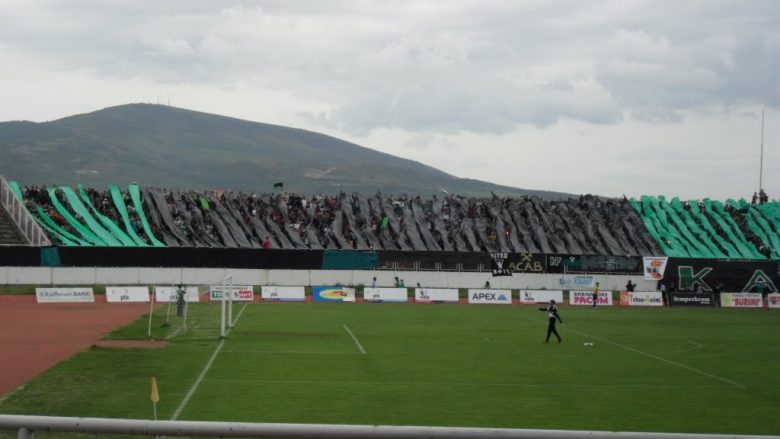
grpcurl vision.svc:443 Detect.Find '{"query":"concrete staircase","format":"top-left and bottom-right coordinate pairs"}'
top-left (0, 206), bottom-right (26, 245)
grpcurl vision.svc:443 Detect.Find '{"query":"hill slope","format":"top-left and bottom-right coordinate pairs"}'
top-left (0, 104), bottom-right (570, 198)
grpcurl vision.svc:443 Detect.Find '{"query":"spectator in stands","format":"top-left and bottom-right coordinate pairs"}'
top-left (262, 236), bottom-right (272, 249)
top-left (625, 280), bottom-right (635, 292)
top-left (484, 280), bottom-right (491, 289)
top-left (371, 277), bottom-right (376, 288)
top-left (751, 192), bottom-right (758, 205)
top-left (759, 189), bottom-right (768, 204)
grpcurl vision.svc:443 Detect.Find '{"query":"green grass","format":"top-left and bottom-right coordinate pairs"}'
top-left (1, 303), bottom-right (778, 436)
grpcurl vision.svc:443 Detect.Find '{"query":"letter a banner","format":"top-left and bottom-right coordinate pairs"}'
top-left (643, 257), bottom-right (668, 280)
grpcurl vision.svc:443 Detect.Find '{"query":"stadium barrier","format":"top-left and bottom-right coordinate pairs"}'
top-left (1, 267), bottom-right (656, 291)
top-left (2, 415), bottom-right (775, 439)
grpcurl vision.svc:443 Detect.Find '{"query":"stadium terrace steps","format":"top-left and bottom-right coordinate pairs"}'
top-left (0, 206), bottom-right (25, 245)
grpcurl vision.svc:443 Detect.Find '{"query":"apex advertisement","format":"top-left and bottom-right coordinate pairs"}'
top-left (468, 289), bottom-right (512, 305)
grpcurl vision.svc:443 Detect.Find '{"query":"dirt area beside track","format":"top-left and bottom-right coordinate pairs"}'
top-left (0, 295), bottom-right (150, 397)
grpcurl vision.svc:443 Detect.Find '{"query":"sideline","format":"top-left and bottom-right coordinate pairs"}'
top-left (206, 377), bottom-right (734, 389)
top-left (342, 324), bottom-right (367, 355)
top-left (170, 303), bottom-right (248, 420)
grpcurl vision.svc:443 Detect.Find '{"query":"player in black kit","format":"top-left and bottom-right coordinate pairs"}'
top-left (539, 299), bottom-right (563, 343)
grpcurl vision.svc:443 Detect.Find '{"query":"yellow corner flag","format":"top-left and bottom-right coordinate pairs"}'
top-left (151, 376), bottom-right (160, 403)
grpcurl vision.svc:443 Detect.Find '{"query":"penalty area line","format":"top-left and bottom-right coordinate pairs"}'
top-left (551, 320), bottom-right (746, 390)
top-left (170, 303), bottom-right (248, 421)
top-left (342, 324), bottom-right (366, 355)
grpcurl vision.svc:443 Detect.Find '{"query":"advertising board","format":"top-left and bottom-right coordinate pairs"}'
top-left (363, 288), bottom-right (408, 303)
top-left (35, 287), bottom-right (95, 303)
top-left (720, 292), bottom-right (763, 308)
top-left (518, 290), bottom-right (563, 304)
top-left (628, 291), bottom-right (664, 307)
top-left (259, 286), bottom-right (303, 302)
top-left (467, 289), bottom-right (512, 305)
top-left (558, 275), bottom-right (596, 289)
top-left (414, 288), bottom-right (459, 303)
top-left (312, 287), bottom-right (356, 302)
top-left (105, 286), bottom-right (150, 303)
top-left (569, 291), bottom-right (613, 306)
top-left (211, 285), bottom-right (255, 301)
top-left (670, 292), bottom-right (714, 307)
top-left (768, 293), bottom-right (780, 309)
top-left (154, 286), bottom-right (200, 303)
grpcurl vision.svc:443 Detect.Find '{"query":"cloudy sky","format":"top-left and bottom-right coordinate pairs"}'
top-left (0, 0), bottom-right (777, 199)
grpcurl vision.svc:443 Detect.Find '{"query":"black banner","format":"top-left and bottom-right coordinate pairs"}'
top-left (663, 258), bottom-right (779, 293)
top-left (57, 247), bottom-right (324, 269)
top-left (670, 292), bottom-right (715, 307)
top-left (377, 251), bottom-right (488, 271)
top-left (546, 254), bottom-right (642, 274)
top-left (0, 246), bottom-right (40, 266)
top-left (489, 252), bottom-right (511, 276)
top-left (505, 253), bottom-right (546, 273)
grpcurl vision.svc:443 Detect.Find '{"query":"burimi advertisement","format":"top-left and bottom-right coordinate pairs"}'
top-left (720, 292), bottom-right (763, 308)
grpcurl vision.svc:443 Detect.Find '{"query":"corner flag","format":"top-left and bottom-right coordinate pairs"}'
top-left (151, 376), bottom-right (160, 403)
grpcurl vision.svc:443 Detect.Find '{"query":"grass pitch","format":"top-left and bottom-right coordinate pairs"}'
top-left (1, 303), bottom-right (778, 436)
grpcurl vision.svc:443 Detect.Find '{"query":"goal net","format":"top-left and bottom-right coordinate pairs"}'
top-left (149, 276), bottom-right (234, 341)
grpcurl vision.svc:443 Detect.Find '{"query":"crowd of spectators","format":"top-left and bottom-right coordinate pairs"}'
top-left (17, 185), bottom-right (778, 259)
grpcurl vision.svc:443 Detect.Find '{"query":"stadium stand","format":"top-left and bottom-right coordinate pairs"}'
top-left (631, 196), bottom-right (779, 260)
top-left (7, 181), bottom-right (778, 260)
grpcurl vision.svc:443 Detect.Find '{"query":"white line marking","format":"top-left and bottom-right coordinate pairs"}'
top-left (342, 324), bottom-right (366, 355)
top-left (165, 326), bottom-right (184, 340)
top-left (221, 350), bottom-right (359, 355)
top-left (170, 303), bottom-right (248, 420)
top-left (204, 378), bottom-right (734, 389)
top-left (539, 319), bottom-right (745, 389)
top-left (659, 338), bottom-right (704, 355)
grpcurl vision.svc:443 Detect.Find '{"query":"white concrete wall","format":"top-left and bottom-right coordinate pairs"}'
top-left (0, 266), bottom-right (657, 291)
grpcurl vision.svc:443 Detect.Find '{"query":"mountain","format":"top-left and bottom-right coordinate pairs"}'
top-left (0, 104), bottom-right (572, 198)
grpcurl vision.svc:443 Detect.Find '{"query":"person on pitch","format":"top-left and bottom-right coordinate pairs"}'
top-left (175, 284), bottom-right (186, 317)
top-left (539, 299), bottom-right (563, 343)
top-left (592, 282), bottom-right (600, 308)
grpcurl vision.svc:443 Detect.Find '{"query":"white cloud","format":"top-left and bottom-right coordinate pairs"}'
top-left (0, 0), bottom-right (777, 198)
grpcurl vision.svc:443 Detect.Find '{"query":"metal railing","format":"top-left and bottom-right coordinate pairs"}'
top-left (0, 415), bottom-right (776, 439)
top-left (0, 176), bottom-right (51, 246)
